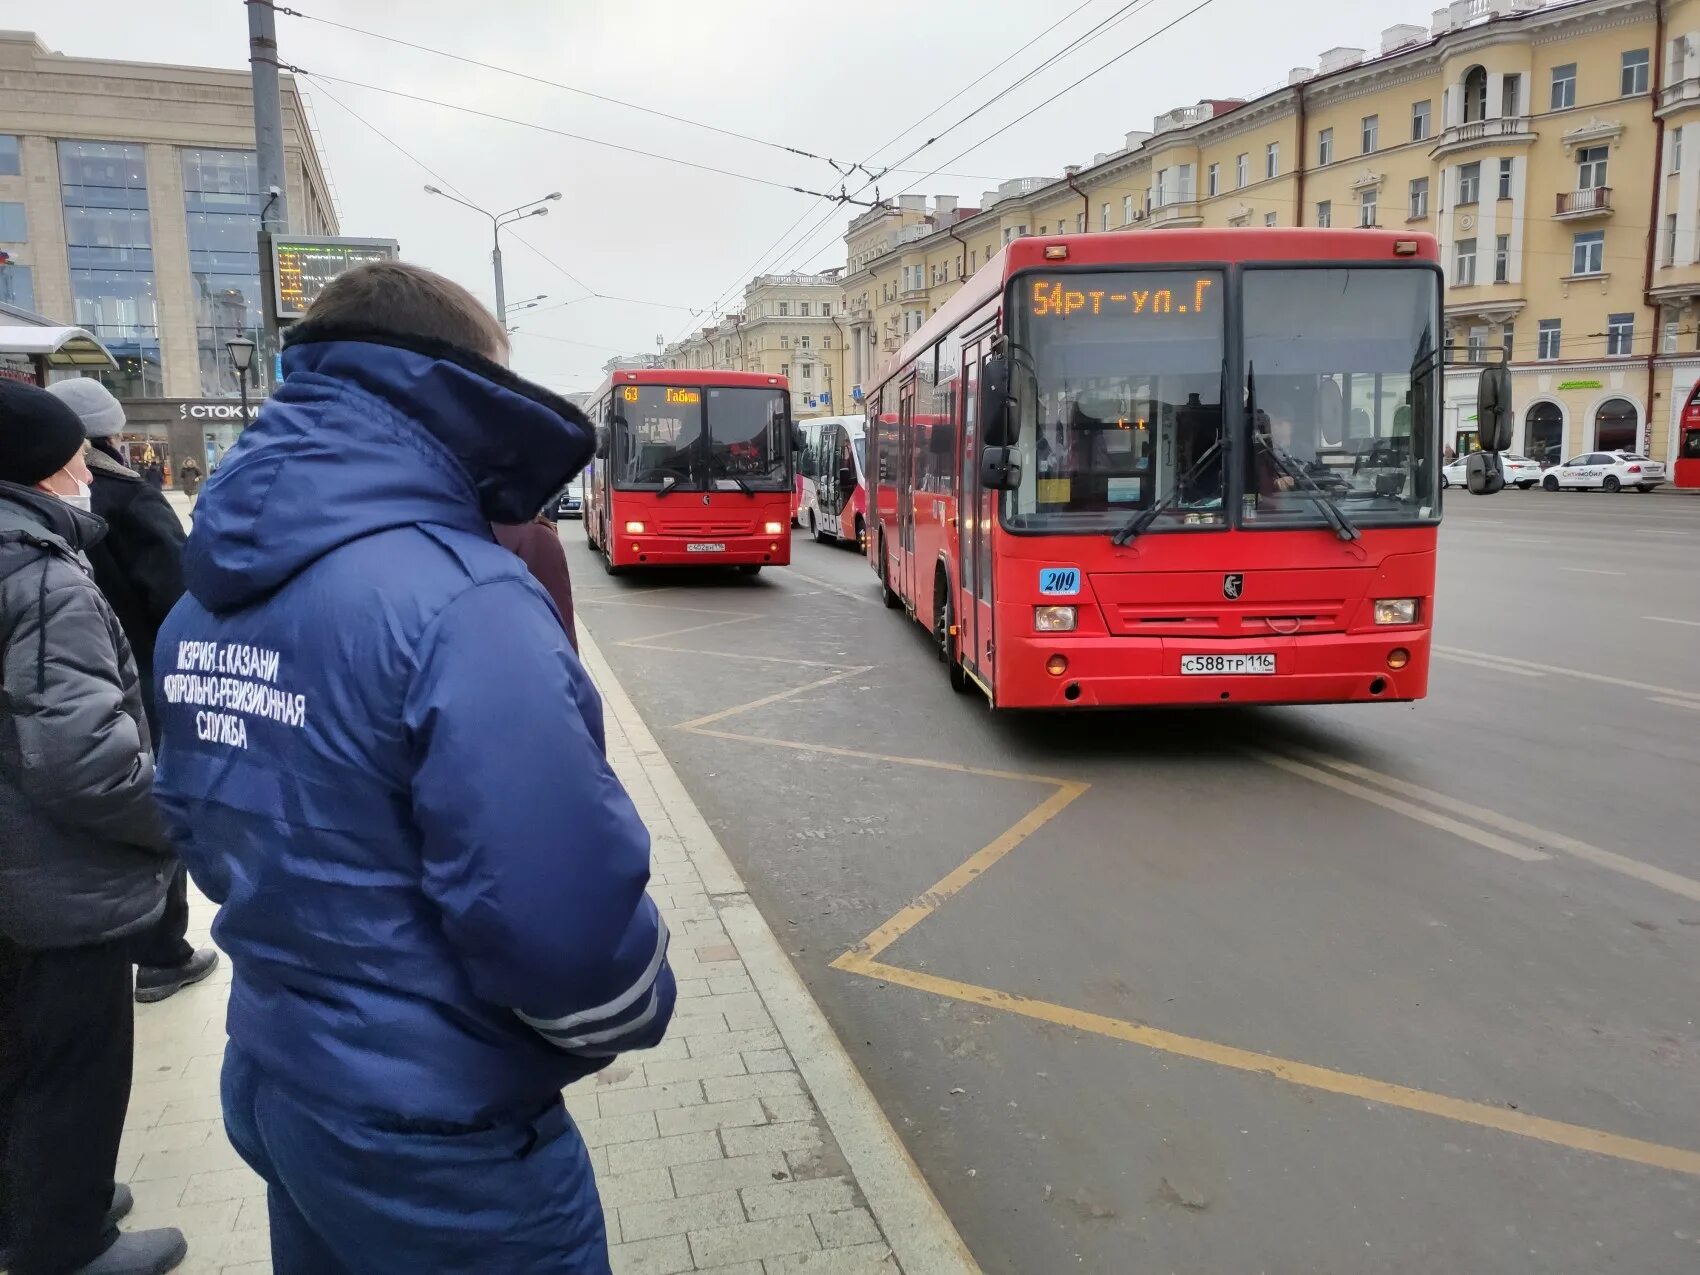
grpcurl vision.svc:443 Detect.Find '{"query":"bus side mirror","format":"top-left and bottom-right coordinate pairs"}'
top-left (980, 445), bottom-right (1021, 491)
top-left (793, 427), bottom-right (806, 454)
top-left (1477, 366), bottom-right (1513, 452)
top-left (1465, 451), bottom-right (1505, 495)
top-left (980, 356), bottom-right (1015, 447)
top-left (594, 427), bottom-right (610, 460)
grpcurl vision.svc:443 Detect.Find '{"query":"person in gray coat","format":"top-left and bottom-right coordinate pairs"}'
top-left (0, 381), bottom-right (188, 1275)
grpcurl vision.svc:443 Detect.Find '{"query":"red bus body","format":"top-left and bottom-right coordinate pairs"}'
top-left (1677, 382), bottom-right (1700, 489)
top-left (584, 368), bottom-right (795, 572)
top-left (867, 228), bottom-right (1444, 710)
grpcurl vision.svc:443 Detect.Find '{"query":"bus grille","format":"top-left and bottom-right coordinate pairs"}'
top-left (1110, 603), bottom-right (1347, 636)
top-left (656, 519), bottom-right (757, 537)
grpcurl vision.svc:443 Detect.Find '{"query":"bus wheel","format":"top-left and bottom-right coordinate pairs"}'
top-left (809, 512), bottom-right (824, 543)
top-left (936, 580), bottom-right (969, 694)
top-left (878, 539), bottom-right (902, 610)
top-left (738, 564), bottom-right (762, 576)
top-left (854, 515), bottom-right (866, 553)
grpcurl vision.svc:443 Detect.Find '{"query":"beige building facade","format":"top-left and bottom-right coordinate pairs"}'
top-left (840, 0), bottom-right (1700, 474)
top-left (0, 30), bottom-right (337, 473)
top-left (663, 270), bottom-right (846, 417)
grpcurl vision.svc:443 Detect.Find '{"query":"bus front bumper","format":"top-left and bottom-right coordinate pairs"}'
top-left (991, 630), bottom-right (1431, 709)
top-left (612, 536), bottom-right (792, 568)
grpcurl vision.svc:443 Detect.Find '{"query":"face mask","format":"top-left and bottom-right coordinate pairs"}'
top-left (58, 477), bottom-right (92, 513)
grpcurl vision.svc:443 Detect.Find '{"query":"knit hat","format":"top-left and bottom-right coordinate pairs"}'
top-left (47, 375), bottom-right (127, 438)
top-left (0, 380), bottom-right (87, 487)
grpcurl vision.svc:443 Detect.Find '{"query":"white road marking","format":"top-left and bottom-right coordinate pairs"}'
top-left (1560, 567), bottom-right (1626, 576)
top-left (1650, 696), bottom-right (1700, 712)
top-left (1435, 646), bottom-right (1700, 705)
top-left (1643, 615), bottom-right (1700, 628)
top-left (1283, 747), bottom-right (1700, 905)
top-left (1436, 652), bottom-right (1546, 677)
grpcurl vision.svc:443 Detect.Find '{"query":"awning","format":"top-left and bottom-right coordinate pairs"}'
top-left (0, 325), bottom-right (118, 369)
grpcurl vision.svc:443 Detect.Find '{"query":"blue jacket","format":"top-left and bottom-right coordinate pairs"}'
top-left (154, 327), bottom-right (674, 1126)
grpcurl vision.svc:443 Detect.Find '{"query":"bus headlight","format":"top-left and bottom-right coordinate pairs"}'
top-left (624, 520), bottom-right (646, 534)
top-left (1034, 605), bottom-right (1077, 632)
top-left (764, 521), bottom-right (784, 535)
top-left (1374, 598), bottom-right (1418, 625)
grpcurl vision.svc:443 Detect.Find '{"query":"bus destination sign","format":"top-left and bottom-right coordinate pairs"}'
top-left (1029, 275), bottom-right (1215, 319)
top-left (272, 236), bottom-right (402, 319)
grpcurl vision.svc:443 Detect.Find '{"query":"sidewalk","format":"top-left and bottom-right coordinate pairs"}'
top-left (120, 623), bottom-right (975, 1274)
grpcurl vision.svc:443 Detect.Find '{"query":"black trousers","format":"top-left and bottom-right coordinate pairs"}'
top-left (131, 861), bottom-right (193, 971)
top-left (0, 935), bottom-right (133, 1274)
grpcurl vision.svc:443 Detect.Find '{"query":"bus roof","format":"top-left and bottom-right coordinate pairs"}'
top-left (597, 367), bottom-right (789, 392)
top-left (881, 227), bottom-right (1439, 388)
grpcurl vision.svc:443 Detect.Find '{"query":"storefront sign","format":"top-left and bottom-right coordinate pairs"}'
top-left (1556, 378), bottom-right (1603, 390)
top-left (176, 401), bottom-right (260, 421)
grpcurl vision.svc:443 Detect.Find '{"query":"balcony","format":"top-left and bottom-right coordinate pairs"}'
top-left (900, 285), bottom-right (928, 301)
top-left (848, 302), bottom-right (871, 324)
top-left (1430, 115), bottom-right (1535, 159)
top-left (882, 334), bottom-right (903, 352)
top-left (1659, 76), bottom-right (1700, 116)
top-left (1148, 200), bottom-right (1202, 228)
top-left (1555, 187), bottom-right (1613, 220)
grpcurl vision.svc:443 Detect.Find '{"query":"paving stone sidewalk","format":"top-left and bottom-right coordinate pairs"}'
top-left (121, 565), bottom-right (971, 1274)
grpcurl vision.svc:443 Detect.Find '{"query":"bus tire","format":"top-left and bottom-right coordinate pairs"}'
top-left (854, 515), bottom-right (866, 552)
top-left (936, 575), bottom-right (969, 694)
top-left (878, 538), bottom-right (902, 610)
top-left (809, 511), bottom-right (825, 544)
top-left (738, 564), bottom-right (762, 575)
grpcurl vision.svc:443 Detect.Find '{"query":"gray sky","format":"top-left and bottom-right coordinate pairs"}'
top-left (32, 0), bottom-right (1427, 393)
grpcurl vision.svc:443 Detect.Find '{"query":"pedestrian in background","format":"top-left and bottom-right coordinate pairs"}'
top-left (0, 381), bottom-right (188, 1275)
top-left (177, 456), bottom-right (202, 500)
top-left (47, 378), bottom-right (220, 1005)
top-left (154, 261), bottom-right (672, 1273)
top-left (494, 511), bottom-right (578, 650)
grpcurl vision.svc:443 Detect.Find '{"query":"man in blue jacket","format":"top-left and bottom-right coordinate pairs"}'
top-left (152, 262), bottom-right (673, 1274)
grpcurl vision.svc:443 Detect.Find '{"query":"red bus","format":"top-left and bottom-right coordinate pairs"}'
top-left (583, 368), bottom-right (796, 574)
top-left (867, 228), bottom-right (1453, 709)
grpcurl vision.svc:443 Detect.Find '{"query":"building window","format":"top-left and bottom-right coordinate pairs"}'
top-left (1664, 313), bottom-right (1680, 352)
top-left (1073, 213), bottom-right (1083, 233)
top-left (1466, 326), bottom-right (1487, 362)
top-left (780, 363), bottom-right (790, 376)
top-left (0, 202), bottom-right (25, 242)
top-left (1463, 67), bottom-right (1488, 122)
top-left (0, 263), bottom-right (34, 310)
top-left (799, 335), bottom-right (811, 350)
top-left (1101, 202), bottom-right (1111, 231)
top-left (1455, 238), bottom-right (1477, 286)
top-left (1622, 49), bottom-right (1650, 96)
top-left (800, 302), bottom-right (812, 317)
top-left (1207, 163), bottom-right (1220, 196)
top-left (1316, 200), bottom-right (1332, 227)
top-left (1318, 128), bottom-right (1333, 165)
top-left (1265, 212), bottom-right (1277, 227)
top-left (822, 334), bottom-right (831, 348)
top-left (1235, 153), bottom-right (1248, 187)
top-left (1123, 194), bottom-right (1134, 223)
top-left (1537, 319), bottom-right (1562, 360)
top-left (1458, 162), bottom-right (1481, 205)
top-left (1607, 312), bottom-right (1634, 355)
top-left (1571, 230), bottom-right (1605, 275)
top-left (778, 301), bottom-right (790, 316)
top-left (1361, 114), bottom-right (1379, 153)
top-left (1674, 126), bottom-right (1685, 173)
top-left (1594, 397), bottom-right (1638, 451)
top-left (780, 335), bottom-right (789, 348)
top-left (1576, 145), bottom-right (1608, 190)
top-left (1666, 213), bottom-right (1680, 264)
top-left (1265, 142), bottom-right (1279, 179)
top-left (182, 148), bottom-right (269, 398)
top-left (1412, 99), bottom-right (1432, 141)
top-left (1551, 63), bottom-right (1577, 110)
top-left (1502, 74), bottom-right (1523, 117)
top-left (1359, 188), bottom-right (1378, 227)
top-left (801, 363), bottom-right (812, 381)
top-left (1495, 234), bottom-right (1510, 282)
top-left (1498, 157), bottom-right (1514, 200)
top-left (1409, 177), bottom-right (1429, 219)
top-left (1525, 401), bottom-right (1563, 466)
top-left (0, 135), bottom-right (18, 177)
top-left (59, 141), bottom-right (162, 399)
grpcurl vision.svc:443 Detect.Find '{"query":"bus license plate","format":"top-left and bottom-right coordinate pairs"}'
top-left (1181, 653), bottom-right (1275, 675)
top-left (685, 542), bottom-right (726, 554)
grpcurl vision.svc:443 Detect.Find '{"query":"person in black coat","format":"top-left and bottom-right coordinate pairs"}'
top-left (0, 381), bottom-right (190, 1275)
top-left (46, 379), bottom-right (218, 1005)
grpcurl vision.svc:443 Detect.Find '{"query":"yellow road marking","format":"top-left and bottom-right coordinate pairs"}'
top-left (834, 957), bottom-right (1700, 1180)
top-left (623, 614), bottom-right (758, 646)
top-left (1251, 750), bottom-right (1551, 863)
top-left (1280, 746), bottom-right (1700, 904)
top-left (637, 645), bottom-right (857, 670)
top-left (674, 668), bottom-right (868, 732)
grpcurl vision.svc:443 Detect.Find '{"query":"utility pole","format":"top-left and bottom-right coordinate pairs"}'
top-left (248, 0), bottom-right (290, 385)
top-left (491, 230), bottom-right (507, 325)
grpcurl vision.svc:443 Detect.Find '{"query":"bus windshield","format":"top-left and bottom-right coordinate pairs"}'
top-left (614, 385), bottom-right (790, 491)
top-left (1241, 267), bottom-right (1439, 527)
top-left (1005, 270), bottom-right (1226, 533)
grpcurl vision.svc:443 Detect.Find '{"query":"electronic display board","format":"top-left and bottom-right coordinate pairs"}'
top-left (271, 236), bottom-right (401, 319)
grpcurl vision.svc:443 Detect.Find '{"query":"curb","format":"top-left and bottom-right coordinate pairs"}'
top-left (578, 624), bottom-right (981, 1275)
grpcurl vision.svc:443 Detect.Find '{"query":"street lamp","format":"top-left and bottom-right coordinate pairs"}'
top-left (226, 335), bottom-right (256, 430)
top-left (422, 187), bottom-right (562, 325)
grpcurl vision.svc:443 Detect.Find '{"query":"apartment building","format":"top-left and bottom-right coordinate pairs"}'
top-left (663, 270), bottom-right (845, 417)
top-left (840, 0), bottom-right (1700, 474)
top-left (0, 30), bottom-right (337, 475)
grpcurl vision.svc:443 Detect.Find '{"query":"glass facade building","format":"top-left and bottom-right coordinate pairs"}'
top-left (182, 148), bottom-right (269, 397)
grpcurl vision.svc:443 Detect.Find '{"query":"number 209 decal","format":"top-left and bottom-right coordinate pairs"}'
top-left (1039, 567), bottom-right (1081, 596)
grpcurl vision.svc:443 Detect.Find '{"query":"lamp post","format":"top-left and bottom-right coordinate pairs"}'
top-left (226, 335), bottom-right (256, 430)
top-left (504, 294), bottom-right (549, 333)
top-left (422, 187), bottom-right (561, 325)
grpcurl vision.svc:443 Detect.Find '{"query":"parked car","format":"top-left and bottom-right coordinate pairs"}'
top-left (550, 482), bottom-right (585, 519)
top-left (1441, 453), bottom-right (1543, 489)
top-left (1540, 451), bottom-right (1667, 492)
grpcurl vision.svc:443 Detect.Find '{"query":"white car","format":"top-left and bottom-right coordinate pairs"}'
top-left (1540, 451), bottom-right (1668, 493)
top-left (1441, 453), bottom-right (1543, 490)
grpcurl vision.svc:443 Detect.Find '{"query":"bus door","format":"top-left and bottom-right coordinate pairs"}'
top-left (818, 422), bottom-right (847, 539)
top-left (898, 378), bottom-right (918, 606)
top-left (960, 336), bottom-right (995, 683)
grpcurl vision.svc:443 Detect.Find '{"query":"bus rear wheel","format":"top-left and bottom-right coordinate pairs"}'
top-left (738, 564), bottom-right (762, 575)
top-left (936, 580), bottom-right (969, 694)
top-left (878, 539), bottom-right (901, 610)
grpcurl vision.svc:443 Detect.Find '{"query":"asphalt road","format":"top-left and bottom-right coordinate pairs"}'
top-left (567, 489), bottom-right (1700, 1275)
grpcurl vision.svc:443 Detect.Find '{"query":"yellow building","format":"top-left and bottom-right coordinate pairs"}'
top-left (841, 0), bottom-right (1700, 473)
top-left (663, 270), bottom-right (845, 417)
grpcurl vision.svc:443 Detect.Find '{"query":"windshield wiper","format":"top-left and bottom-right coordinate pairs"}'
top-left (654, 474), bottom-right (682, 498)
top-left (1252, 432), bottom-right (1361, 542)
top-left (1110, 438), bottom-right (1223, 546)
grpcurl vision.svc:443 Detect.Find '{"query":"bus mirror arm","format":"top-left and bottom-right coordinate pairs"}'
top-left (980, 446), bottom-right (1021, 491)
